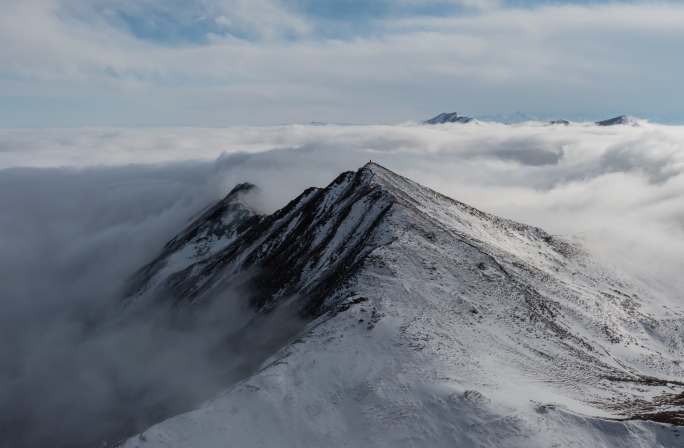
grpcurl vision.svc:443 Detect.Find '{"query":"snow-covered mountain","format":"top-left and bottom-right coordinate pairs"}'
top-left (424, 112), bottom-right (475, 124)
top-left (424, 111), bottom-right (565, 125)
top-left (596, 115), bottom-right (643, 126)
top-left (423, 112), bottom-right (648, 127)
top-left (123, 162), bottom-right (684, 448)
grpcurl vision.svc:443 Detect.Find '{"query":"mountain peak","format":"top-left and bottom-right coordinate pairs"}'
top-left (326, 162), bottom-right (410, 199)
top-left (596, 115), bottom-right (642, 126)
top-left (127, 161), bottom-right (560, 313)
top-left (122, 165), bottom-right (684, 448)
top-left (358, 160), bottom-right (395, 179)
top-left (226, 181), bottom-right (257, 196)
top-left (424, 112), bottom-right (475, 124)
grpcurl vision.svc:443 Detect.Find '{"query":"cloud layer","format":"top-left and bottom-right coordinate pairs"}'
top-left (2, 122), bottom-right (684, 446)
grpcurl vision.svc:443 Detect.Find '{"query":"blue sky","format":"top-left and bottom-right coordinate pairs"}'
top-left (1, 0), bottom-right (682, 126)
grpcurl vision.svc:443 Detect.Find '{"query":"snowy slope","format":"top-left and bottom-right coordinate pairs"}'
top-left (123, 163), bottom-right (684, 447)
top-left (125, 182), bottom-right (260, 302)
top-left (424, 112), bottom-right (475, 124)
top-left (596, 115), bottom-right (643, 126)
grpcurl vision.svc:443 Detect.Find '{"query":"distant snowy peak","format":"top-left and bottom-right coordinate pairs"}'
top-left (596, 115), bottom-right (643, 126)
top-left (424, 112), bottom-right (475, 124)
top-left (424, 112), bottom-right (649, 127)
top-left (425, 111), bottom-right (566, 125)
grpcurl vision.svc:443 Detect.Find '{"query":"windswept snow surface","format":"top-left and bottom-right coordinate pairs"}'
top-left (123, 163), bottom-right (684, 448)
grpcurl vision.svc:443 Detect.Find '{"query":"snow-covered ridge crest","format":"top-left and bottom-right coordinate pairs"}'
top-left (123, 162), bottom-right (684, 448)
top-left (126, 162), bottom-right (399, 314)
top-left (127, 161), bottom-right (569, 313)
top-left (125, 182), bottom-right (260, 300)
top-left (596, 115), bottom-right (644, 126)
top-left (424, 112), bottom-right (475, 124)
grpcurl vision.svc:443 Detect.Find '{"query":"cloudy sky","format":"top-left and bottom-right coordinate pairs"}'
top-left (2, 0), bottom-right (683, 127)
top-left (4, 3), bottom-right (684, 446)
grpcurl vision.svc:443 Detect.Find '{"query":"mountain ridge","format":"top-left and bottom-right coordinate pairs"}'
top-left (596, 115), bottom-right (643, 126)
top-left (424, 112), bottom-right (475, 124)
top-left (122, 162), bottom-right (684, 448)
top-left (126, 162), bottom-right (573, 314)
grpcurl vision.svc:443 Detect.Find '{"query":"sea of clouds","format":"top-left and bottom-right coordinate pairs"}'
top-left (2, 122), bottom-right (684, 446)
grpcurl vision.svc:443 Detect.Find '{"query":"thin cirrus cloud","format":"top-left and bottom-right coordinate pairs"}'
top-left (1, 0), bottom-right (684, 126)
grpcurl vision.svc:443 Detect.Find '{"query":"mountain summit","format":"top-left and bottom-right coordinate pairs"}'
top-left (596, 115), bottom-right (642, 126)
top-left (424, 112), bottom-right (475, 124)
top-left (124, 163), bottom-right (684, 448)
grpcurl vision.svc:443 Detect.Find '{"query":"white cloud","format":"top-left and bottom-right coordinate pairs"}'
top-left (3, 122), bottom-right (684, 445)
top-left (1, 1), bottom-right (684, 125)
top-left (3, 122), bottom-right (684, 288)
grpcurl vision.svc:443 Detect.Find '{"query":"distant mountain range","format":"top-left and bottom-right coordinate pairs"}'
top-left (423, 112), bottom-right (646, 126)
